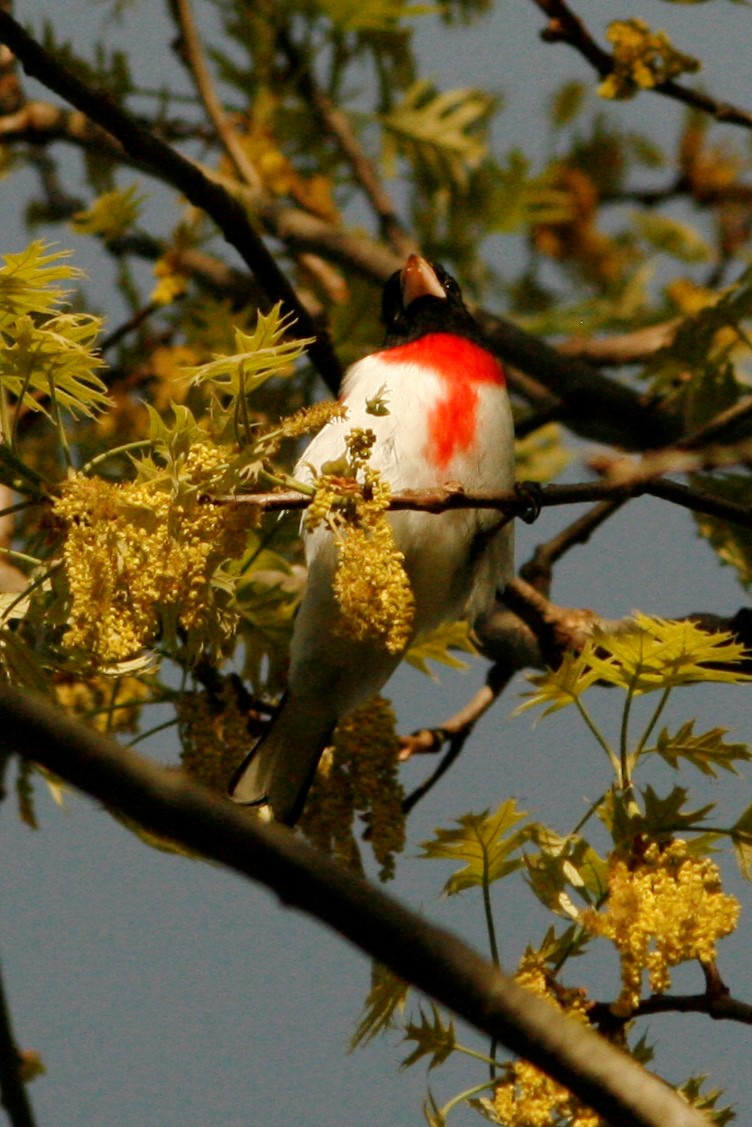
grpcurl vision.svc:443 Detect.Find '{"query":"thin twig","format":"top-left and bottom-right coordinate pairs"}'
top-left (558, 320), bottom-right (681, 368)
top-left (276, 27), bottom-right (414, 256)
top-left (216, 476), bottom-right (752, 532)
top-left (0, 10), bottom-right (343, 394)
top-left (0, 957), bottom-right (36, 1127)
top-left (679, 392), bottom-right (752, 450)
top-left (0, 686), bottom-right (708, 1127)
top-left (590, 991), bottom-right (752, 1027)
top-left (401, 665), bottom-right (513, 815)
top-left (169, 0), bottom-right (262, 192)
top-left (530, 0), bottom-right (752, 131)
top-left (520, 498), bottom-right (629, 591)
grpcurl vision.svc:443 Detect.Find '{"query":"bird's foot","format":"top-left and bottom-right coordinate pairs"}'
top-left (514, 480), bottom-right (544, 524)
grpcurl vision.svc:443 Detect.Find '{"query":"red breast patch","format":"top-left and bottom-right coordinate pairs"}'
top-left (376, 333), bottom-right (505, 386)
top-left (376, 333), bottom-right (504, 471)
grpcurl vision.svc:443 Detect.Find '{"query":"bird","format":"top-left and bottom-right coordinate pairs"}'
top-left (229, 254), bottom-right (515, 824)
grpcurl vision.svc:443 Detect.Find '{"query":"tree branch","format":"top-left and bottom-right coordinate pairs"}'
top-left (401, 664), bottom-right (514, 814)
top-left (530, 0), bottom-right (752, 131)
top-left (168, 0), bottom-right (263, 192)
top-left (0, 956), bottom-right (36, 1127)
top-left (220, 476), bottom-right (752, 532)
top-left (591, 990), bottom-right (752, 1027)
top-left (0, 10), bottom-right (343, 394)
top-left (275, 26), bottom-right (414, 258)
top-left (0, 686), bottom-right (707, 1127)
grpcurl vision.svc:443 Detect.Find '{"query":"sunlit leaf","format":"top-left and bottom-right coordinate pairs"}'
top-left (586, 613), bottom-right (752, 694)
top-left (0, 312), bottom-right (109, 421)
top-left (420, 800), bottom-right (529, 895)
top-left (0, 242), bottom-right (82, 330)
top-left (381, 80), bottom-right (492, 186)
top-left (187, 304), bottom-right (313, 398)
top-left (648, 720), bottom-right (750, 777)
top-left (516, 650), bottom-right (600, 718)
top-left (406, 619), bottom-right (477, 678)
top-left (676, 1075), bottom-right (736, 1127)
top-left (524, 827), bottom-right (608, 916)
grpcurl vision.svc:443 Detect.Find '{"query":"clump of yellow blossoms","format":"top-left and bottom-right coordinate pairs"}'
top-left (55, 673), bottom-right (151, 733)
top-left (306, 428), bottom-right (415, 656)
top-left (582, 840), bottom-right (740, 1016)
top-left (178, 679), bottom-right (251, 791)
top-left (491, 955), bottom-right (600, 1127)
top-left (54, 444), bottom-right (250, 667)
top-left (599, 19), bottom-right (700, 100)
top-left (299, 695), bottom-right (406, 880)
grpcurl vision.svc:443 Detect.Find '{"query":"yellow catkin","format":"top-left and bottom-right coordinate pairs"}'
top-left (299, 696), bottom-right (405, 880)
top-left (306, 428), bottom-right (416, 655)
top-left (493, 956), bottom-right (601, 1127)
top-left (55, 673), bottom-right (151, 733)
top-left (582, 840), bottom-right (740, 1016)
top-left (53, 451), bottom-right (250, 666)
top-left (177, 680), bottom-right (251, 792)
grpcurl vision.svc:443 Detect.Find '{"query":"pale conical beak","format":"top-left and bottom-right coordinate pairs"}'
top-left (400, 254), bottom-right (446, 307)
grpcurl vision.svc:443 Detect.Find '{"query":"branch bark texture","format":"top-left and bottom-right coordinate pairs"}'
top-left (0, 687), bottom-right (706, 1127)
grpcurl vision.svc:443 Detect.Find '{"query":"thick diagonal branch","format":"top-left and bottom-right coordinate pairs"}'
top-left (0, 687), bottom-right (706, 1127)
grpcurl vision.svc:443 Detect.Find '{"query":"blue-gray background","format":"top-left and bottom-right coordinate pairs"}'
top-left (2, 2), bottom-right (751, 1124)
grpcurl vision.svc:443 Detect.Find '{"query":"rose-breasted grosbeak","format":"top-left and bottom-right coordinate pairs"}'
top-left (229, 255), bottom-right (515, 824)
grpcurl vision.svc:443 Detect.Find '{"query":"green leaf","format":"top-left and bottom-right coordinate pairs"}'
top-left (0, 242), bottom-right (82, 330)
top-left (420, 800), bottom-right (529, 895)
top-left (406, 619), bottom-right (477, 678)
top-left (314, 0), bottom-right (432, 31)
top-left (676, 1075), bottom-right (736, 1126)
top-left (549, 80), bottom-right (587, 128)
top-left (423, 1090), bottom-right (447, 1127)
top-left (70, 184), bottom-right (144, 241)
top-left (351, 961), bottom-right (410, 1048)
top-left (524, 828), bottom-right (608, 916)
top-left (692, 473), bottom-right (752, 588)
top-left (514, 422), bottom-right (571, 484)
top-left (586, 612), bottom-right (752, 694)
top-left (641, 784), bottom-right (715, 839)
top-left (529, 924), bottom-right (590, 967)
top-left (636, 212), bottom-right (711, 263)
top-left (485, 151), bottom-right (573, 234)
top-left (381, 80), bottom-right (492, 187)
top-left (401, 1004), bottom-right (456, 1071)
top-left (730, 801), bottom-right (752, 878)
top-left (516, 650), bottom-right (600, 718)
top-left (187, 305), bottom-right (312, 396)
top-left (0, 312), bottom-right (109, 421)
top-left (648, 720), bottom-right (750, 777)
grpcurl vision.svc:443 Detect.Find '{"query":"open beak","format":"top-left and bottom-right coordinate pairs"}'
top-left (400, 254), bottom-right (446, 307)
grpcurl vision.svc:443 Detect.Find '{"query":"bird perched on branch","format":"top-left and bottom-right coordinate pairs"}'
top-left (229, 254), bottom-right (515, 824)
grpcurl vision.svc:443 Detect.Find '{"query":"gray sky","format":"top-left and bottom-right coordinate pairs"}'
top-left (3, 2), bottom-right (752, 1125)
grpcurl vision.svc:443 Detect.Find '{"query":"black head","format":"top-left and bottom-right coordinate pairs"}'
top-left (381, 255), bottom-right (481, 347)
